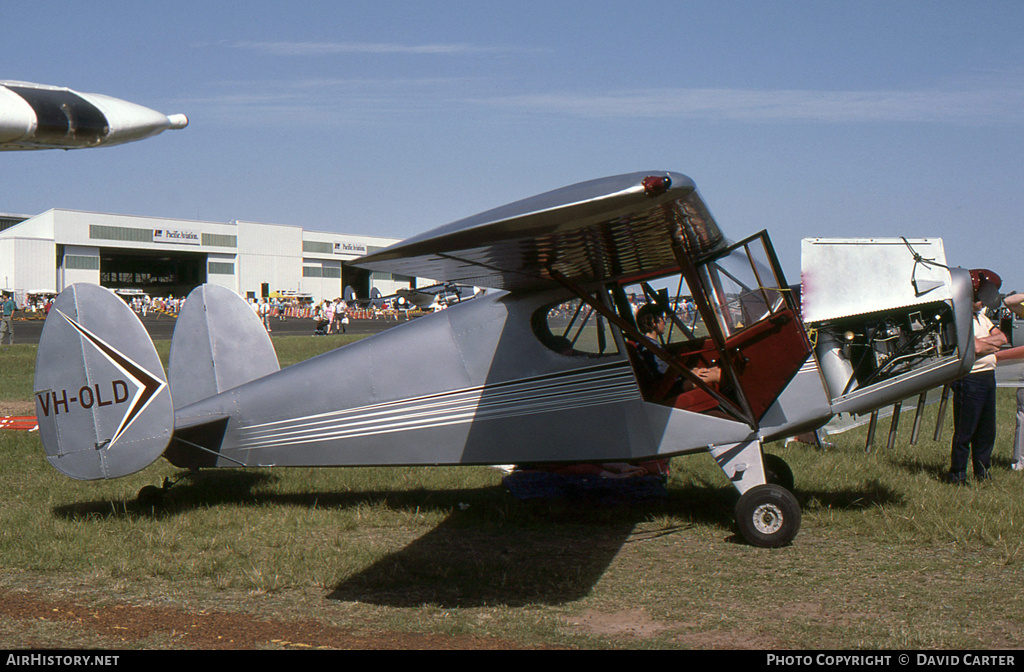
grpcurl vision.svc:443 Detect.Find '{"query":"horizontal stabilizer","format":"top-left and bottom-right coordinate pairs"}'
top-left (34, 284), bottom-right (173, 480)
top-left (169, 284), bottom-right (280, 408)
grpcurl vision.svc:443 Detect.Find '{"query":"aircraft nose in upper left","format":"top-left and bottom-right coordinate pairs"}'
top-left (83, 92), bottom-right (184, 146)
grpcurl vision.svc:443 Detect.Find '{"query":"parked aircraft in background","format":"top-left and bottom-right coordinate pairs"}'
top-left (343, 285), bottom-right (384, 309)
top-left (340, 284), bottom-right (478, 312)
top-left (0, 80), bottom-right (187, 150)
top-left (394, 283), bottom-right (480, 311)
top-left (32, 172), bottom-right (976, 547)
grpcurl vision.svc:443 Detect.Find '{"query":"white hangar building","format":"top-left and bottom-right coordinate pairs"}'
top-left (0, 209), bottom-right (420, 304)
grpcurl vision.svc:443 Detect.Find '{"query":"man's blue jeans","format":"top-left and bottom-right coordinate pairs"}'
top-left (949, 371), bottom-right (997, 479)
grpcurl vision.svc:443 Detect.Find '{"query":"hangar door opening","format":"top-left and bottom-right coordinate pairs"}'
top-left (342, 263), bottom-right (370, 301)
top-left (98, 249), bottom-right (207, 297)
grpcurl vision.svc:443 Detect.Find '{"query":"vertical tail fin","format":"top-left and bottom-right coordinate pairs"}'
top-left (369, 286), bottom-right (383, 309)
top-left (168, 284), bottom-right (279, 408)
top-left (34, 284), bottom-right (173, 480)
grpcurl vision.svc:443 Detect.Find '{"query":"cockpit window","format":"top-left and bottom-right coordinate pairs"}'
top-left (533, 298), bottom-right (618, 356)
top-left (621, 273), bottom-right (708, 346)
top-left (7, 86), bottom-right (108, 146)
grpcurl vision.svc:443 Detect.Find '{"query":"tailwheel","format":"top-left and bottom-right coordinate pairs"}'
top-left (136, 484), bottom-right (165, 508)
top-left (136, 473), bottom-right (194, 508)
top-left (735, 484), bottom-right (800, 548)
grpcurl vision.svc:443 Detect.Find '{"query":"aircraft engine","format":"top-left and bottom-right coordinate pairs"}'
top-left (812, 301), bottom-right (959, 400)
top-left (800, 237), bottom-right (973, 415)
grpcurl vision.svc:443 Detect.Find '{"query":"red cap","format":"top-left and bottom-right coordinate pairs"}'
top-left (970, 269), bottom-right (1002, 308)
top-left (970, 269), bottom-right (1002, 293)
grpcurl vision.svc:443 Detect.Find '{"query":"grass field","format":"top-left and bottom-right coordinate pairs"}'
top-left (0, 337), bottom-right (1023, 649)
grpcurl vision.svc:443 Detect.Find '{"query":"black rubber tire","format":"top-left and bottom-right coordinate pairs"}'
top-left (763, 453), bottom-right (795, 492)
top-left (735, 484), bottom-right (801, 548)
top-left (137, 485), bottom-right (165, 508)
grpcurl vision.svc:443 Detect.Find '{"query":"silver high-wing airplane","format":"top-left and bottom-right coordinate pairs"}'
top-left (0, 80), bottom-right (187, 150)
top-left (32, 172), bottom-right (975, 547)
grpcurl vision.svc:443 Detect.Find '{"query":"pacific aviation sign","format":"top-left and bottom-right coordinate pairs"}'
top-left (36, 309), bottom-right (167, 448)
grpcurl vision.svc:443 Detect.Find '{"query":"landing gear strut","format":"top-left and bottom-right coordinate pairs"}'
top-left (712, 441), bottom-right (801, 547)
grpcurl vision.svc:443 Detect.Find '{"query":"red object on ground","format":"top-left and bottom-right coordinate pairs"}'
top-left (0, 416), bottom-right (38, 431)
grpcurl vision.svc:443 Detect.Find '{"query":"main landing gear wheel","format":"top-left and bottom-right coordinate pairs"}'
top-left (735, 484), bottom-right (801, 548)
top-left (762, 453), bottom-right (795, 492)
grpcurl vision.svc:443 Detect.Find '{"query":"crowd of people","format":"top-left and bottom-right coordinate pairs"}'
top-left (309, 298), bottom-right (350, 335)
top-left (247, 296), bottom-right (412, 335)
top-left (119, 294), bottom-right (412, 329)
top-left (127, 294), bottom-right (184, 317)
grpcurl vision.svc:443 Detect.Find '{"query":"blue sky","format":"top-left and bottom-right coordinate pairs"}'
top-left (4, 1), bottom-right (1024, 288)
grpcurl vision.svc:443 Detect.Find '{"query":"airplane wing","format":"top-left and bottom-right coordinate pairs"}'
top-left (354, 172), bottom-right (728, 292)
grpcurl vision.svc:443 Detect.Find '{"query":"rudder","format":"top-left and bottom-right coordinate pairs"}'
top-left (34, 284), bottom-right (173, 480)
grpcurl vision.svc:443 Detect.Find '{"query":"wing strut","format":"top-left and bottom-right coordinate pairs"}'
top-left (548, 269), bottom-right (754, 428)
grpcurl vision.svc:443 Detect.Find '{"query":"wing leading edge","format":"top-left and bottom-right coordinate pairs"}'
top-left (355, 172), bottom-right (728, 292)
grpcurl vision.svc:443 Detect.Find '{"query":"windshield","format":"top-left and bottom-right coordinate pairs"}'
top-left (699, 234), bottom-right (788, 338)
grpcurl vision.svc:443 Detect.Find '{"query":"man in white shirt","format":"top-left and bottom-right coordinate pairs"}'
top-left (948, 269), bottom-right (1007, 484)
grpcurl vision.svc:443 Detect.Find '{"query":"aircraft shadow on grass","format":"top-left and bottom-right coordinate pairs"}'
top-left (51, 470), bottom-right (903, 608)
